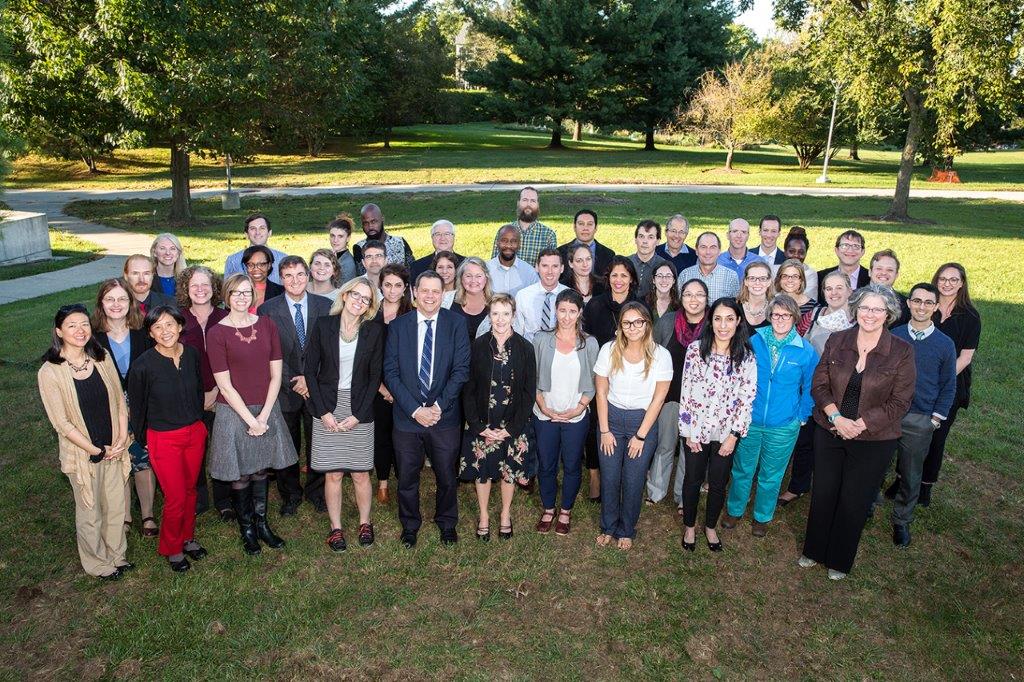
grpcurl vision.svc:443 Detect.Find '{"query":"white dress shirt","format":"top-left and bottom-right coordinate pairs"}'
top-left (514, 282), bottom-right (568, 342)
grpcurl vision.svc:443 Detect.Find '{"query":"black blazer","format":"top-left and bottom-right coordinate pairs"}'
top-left (257, 292), bottom-right (333, 411)
top-left (94, 329), bottom-right (153, 389)
top-left (462, 332), bottom-right (536, 438)
top-left (303, 316), bottom-right (384, 423)
top-left (559, 239), bottom-right (615, 281)
top-left (410, 251), bottom-right (465, 282)
top-left (816, 265), bottom-right (870, 301)
top-left (141, 289), bottom-right (177, 311)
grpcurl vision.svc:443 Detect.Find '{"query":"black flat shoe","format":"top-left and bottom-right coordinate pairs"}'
top-left (476, 525), bottom-right (491, 542)
top-left (183, 542), bottom-right (208, 560)
top-left (401, 530), bottom-right (418, 548)
top-left (498, 524), bottom-right (513, 540)
top-left (115, 562), bottom-right (135, 572)
top-left (98, 568), bottom-right (123, 581)
top-left (892, 524), bottom-right (911, 548)
top-left (681, 537), bottom-right (695, 552)
top-left (776, 493), bottom-right (804, 507)
top-left (705, 533), bottom-right (723, 552)
top-left (440, 528), bottom-right (459, 545)
top-left (169, 557), bottom-right (191, 573)
top-left (218, 508), bottom-right (237, 522)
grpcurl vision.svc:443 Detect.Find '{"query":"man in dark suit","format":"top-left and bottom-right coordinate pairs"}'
top-left (817, 229), bottom-right (871, 301)
top-left (409, 219), bottom-right (464, 281)
top-left (123, 254), bottom-right (176, 312)
top-left (753, 214), bottom-right (787, 266)
top-left (383, 270), bottom-right (470, 547)
top-left (257, 255), bottom-right (333, 515)
top-left (558, 209), bottom-right (615, 280)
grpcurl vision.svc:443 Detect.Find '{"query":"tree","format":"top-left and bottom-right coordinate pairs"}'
top-left (461, 0), bottom-right (611, 148)
top-left (603, 0), bottom-right (733, 151)
top-left (778, 0), bottom-right (1024, 221)
top-left (681, 59), bottom-right (774, 170)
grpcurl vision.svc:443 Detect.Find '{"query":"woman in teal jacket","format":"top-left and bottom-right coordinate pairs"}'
top-left (722, 294), bottom-right (818, 536)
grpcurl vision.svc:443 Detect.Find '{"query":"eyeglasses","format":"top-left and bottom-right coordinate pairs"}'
top-left (745, 275), bottom-right (770, 283)
top-left (621, 319), bottom-right (648, 330)
top-left (908, 297), bottom-right (937, 306)
top-left (230, 290), bottom-right (254, 298)
top-left (102, 296), bottom-right (130, 305)
top-left (779, 273), bottom-right (802, 281)
top-left (245, 261), bottom-right (270, 270)
top-left (681, 292), bottom-right (707, 299)
top-left (654, 273), bottom-right (676, 280)
top-left (937, 276), bottom-right (961, 285)
top-left (857, 306), bottom-right (886, 315)
top-left (770, 312), bottom-right (793, 321)
top-left (838, 242), bottom-right (863, 252)
top-left (432, 231), bottom-right (454, 238)
top-left (347, 292), bottom-right (372, 306)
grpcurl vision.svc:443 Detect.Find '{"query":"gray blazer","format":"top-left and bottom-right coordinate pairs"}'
top-left (257, 292), bottom-right (333, 412)
top-left (532, 330), bottom-right (599, 399)
top-left (654, 313), bottom-right (676, 348)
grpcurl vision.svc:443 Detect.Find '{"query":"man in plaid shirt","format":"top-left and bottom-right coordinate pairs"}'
top-left (490, 186), bottom-right (557, 266)
top-left (677, 231), bottom-right (740, 302)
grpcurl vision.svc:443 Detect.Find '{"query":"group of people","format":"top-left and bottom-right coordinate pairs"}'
top-left (37, 187), bottom-right (981, 583)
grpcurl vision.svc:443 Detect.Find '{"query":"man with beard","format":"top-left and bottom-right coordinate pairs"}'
top-left (410, 219), bottom-right (464, 281)
top-left (490, 187), bottom-right (557, 267)
top-left (487, 225), bottom-right (539, 297)
top-left (223, 213), bottom-right (288, 284)
top-left (123, 254), bottom-right (177, 312)
top-left (352, 203), bottom-right (415, 270)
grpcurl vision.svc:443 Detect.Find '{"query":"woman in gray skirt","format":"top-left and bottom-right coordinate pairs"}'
top-left (305, 277), bottom-right (384, 551)
top-left (207, 273), bottom-right (298, 555)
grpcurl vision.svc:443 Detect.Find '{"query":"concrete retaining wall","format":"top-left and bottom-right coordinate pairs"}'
top-left (0, 210), bottom-right (51, 265)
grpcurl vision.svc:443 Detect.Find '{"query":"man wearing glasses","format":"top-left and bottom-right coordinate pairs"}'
top-left (655, 214), bottom-right (697, 273)
top-left (224, 213), bottom-right (288, 284)
top-left (817, 229), bottom-right (870, 301)
top-left (410, 219), bottom-right (464, 281)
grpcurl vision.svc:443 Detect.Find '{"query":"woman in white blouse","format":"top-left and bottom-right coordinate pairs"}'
top-left (593, 302), bottom-right (672, 551)
top-left (678, 297), bottom-right (757, 553)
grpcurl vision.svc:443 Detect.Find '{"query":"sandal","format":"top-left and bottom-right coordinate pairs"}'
top-left (499, 522), bottom-right (513, 540)
top-left (141, 516), bottom-right (159, 538)
top-left (476, 524), bottom-right (491, 542)
top-left (617, 537), bottom-right (633, 551)
top-left (596, 533), bottom-right (613, 547)
top-left (536, 509), bottom-right (556, 534)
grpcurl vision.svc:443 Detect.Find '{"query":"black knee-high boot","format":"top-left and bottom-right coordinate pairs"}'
top-left (251, 477), bottom-right (285, 549)
top-left (231, 485), bottom-right (261, 555)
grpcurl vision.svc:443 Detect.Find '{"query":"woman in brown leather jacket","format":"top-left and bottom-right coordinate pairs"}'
top-left (799, 284), bottom-right (916, 580)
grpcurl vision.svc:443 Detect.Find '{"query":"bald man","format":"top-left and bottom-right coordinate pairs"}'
top-left (717, 218), bottom-right (768, 278)
top-left (352, 203), bottom-right (415, 270)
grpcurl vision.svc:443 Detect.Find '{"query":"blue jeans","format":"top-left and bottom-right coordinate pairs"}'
top-left (600, 404), bottom-right (658, 539)
top-left (534, 413), bottom-right (590, 510)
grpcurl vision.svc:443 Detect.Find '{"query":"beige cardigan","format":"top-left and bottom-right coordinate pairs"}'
top-left (37, 356), bottom-right (131, 509)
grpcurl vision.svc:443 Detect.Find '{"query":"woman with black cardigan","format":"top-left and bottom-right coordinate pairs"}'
top-left (460, 293), bottom-right (537, 541)
top-left (305, 277), bottom-right (384, 551)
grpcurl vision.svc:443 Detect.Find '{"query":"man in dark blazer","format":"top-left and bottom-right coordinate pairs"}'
top-left (123, 254), bottom-right (177, 312)
top-left (409, 219), bottom-right (464, 281)
top-left (817, 229), bottom-right (871, 301)
top-left (753, 214), bottom-right (788, 266)
top-left (258, 255), bottom-right (333, 515)
top-left (558, 209), bottom-right (615, 281)
top-left (383, 270), bottom-right (470, 547)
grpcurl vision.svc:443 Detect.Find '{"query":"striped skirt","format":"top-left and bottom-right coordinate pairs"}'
top-left (310, 390), bottom-right (374, 472)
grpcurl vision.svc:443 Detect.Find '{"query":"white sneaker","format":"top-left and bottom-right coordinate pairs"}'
top-left (797, 555), bottom-right (817, 568)
top-left (828, 569), bottom-right (848, 581)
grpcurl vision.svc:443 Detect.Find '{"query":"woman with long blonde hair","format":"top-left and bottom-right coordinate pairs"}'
top-left (151, 233), bottom-right (187, 296)
top-left (593, 301), bottom-right (672, 551)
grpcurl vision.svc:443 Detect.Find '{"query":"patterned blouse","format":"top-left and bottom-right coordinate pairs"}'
top-left (678, 341), bottom-right (758, 444)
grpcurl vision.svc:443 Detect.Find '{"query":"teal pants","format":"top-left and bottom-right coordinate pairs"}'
top-left (727, 420), bottom-right (801, 523)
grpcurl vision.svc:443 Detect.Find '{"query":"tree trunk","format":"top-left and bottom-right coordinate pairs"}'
top-left (169, 139), bottom-right (192, 223)
top-left (383, 126), bottom-right (392, 150)
top-left (848, 138), bottom-right (859, 160)
top-left (83, 154), bottom-right (98, 173)
top-left (644, 125), bottom-right (656, 151)
top-left (724, 144), bottom-right (735, 170)
top-left (549, 120), bottom-right (563, 148)
top-left (883, 88), bottom-right (924, 222)
top-left (572, 120), bottom-right (582, 142)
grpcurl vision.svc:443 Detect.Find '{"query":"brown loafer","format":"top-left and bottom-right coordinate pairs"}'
top-left (720, 513), bottom-right (740, 530)
top-left (536, 510), bottom-right (555, 534)
top-left (751, 521), bottom-right (768, 537)
top-left (376, 486), bottom-right (390, 504)
top-left (554, 510), bottom-right (571, 536)
top-left (141, 516), bottom-right (159, 537)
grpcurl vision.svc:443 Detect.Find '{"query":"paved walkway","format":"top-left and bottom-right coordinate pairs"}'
top-left (2, 181), bottom-right (1022, 305)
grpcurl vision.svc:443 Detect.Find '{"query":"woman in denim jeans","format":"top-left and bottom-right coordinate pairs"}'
top-left (593, 302), bottom-right (672, 551)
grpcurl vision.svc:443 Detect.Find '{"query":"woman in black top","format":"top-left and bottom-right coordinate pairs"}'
top-left (450, 257), bottom-right (492, 341)
top-left (126, 306), bottom-right (208, 572)
top-left (921, 262), bottom-right (981, 505)
top-left (459, 293), bottom-right (537, 540)
top-left (91, 278), bottom-right (158, 538)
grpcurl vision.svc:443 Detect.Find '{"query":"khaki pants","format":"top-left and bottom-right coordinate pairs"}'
top-left (67, 458), bottom-right (128, 576)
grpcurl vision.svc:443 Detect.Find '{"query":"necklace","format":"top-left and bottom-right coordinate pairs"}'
top-left (744, 301), bottom-right (767, 318)
top-left (340, 320), bottom-right (358, 343)
top-left (66, 356), bottom-right (91, 372)
top-left (232, 317), bottom-right (258, 344)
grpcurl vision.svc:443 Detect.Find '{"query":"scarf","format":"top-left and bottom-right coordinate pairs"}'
top-left (675, 311), bottom-right (705, 347)
top-left (816, 307), bottom-right (855, 334)
top-left (757, 325), bottom-right (798, 370)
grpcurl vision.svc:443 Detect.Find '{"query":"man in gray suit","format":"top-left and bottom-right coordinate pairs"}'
top-left (258, 255), bottom-right (333, 515)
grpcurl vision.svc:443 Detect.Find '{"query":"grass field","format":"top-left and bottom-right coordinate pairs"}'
top-left (1, 190), bottom-right (1022, 678)
top-left (0, 229), bottom-right (103, 281)
top-left (6, 123), bottom-right (1024, 192)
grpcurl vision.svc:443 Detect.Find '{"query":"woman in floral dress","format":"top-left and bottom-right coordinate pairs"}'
top-left (460, 294), bottom-right (537, 541)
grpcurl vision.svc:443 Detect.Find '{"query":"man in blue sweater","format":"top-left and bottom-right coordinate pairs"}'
top-left (889, 282), bottom-right (957, 547)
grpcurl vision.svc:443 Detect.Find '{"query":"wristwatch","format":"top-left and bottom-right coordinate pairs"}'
top-left (828, 411), bottom-right (841, 424)
top-left (729, 430), bottom-right (742, 439)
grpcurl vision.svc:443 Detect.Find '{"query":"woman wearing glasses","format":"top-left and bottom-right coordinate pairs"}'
top-left (722, 294), bottom-right (818, 537)
top-left (206, 274), bottom-right (297, 555)
top-left (678, 298), bottom-right (756, 553)
top-left (593, 302), bottom-right (672, 551)
top-left (799, 284), bottom-right (915, 580)
top-left (773, 259), bottom-right (817, 334)
top-left (646, 261), bottom-right (680, 323)
top-left (242, 245), bottom-right (283, 311)
top-left (305, 278), bottom-right (384, 551)
top-left (738, 261), bottom-right (775, 332)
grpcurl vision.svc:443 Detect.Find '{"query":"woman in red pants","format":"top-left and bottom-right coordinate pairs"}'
top-left (127, 305), bottom-right (208, 572)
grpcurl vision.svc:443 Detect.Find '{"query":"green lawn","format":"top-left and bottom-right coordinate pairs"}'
top-left (1, 190), bottom-right (1022, 678)
top-left (6, 122), bottom-right (1024, 192)
top-left (0, 229), bottom-right (104, 280)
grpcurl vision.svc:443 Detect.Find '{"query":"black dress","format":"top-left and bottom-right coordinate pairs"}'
top-left (451, 302), bottom-right (489, 342)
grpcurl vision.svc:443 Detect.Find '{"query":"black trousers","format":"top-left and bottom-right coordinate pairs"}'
top-left (922, 402), bottom-right (959, 485)
top-left (373, 393), bottom-right (396, 482)
top-left (802, 429), bottom-right (897, 574)
top-left (393, 426), bottom-right (460, 533)
top-left (681, 441), bottom-right (733, 529)
top-left (195, 410), bottom-right (232, 513)
top-left (277, 402), bottom-right (325, 505)
top-left (785, 421), bottom-right (818, 495)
